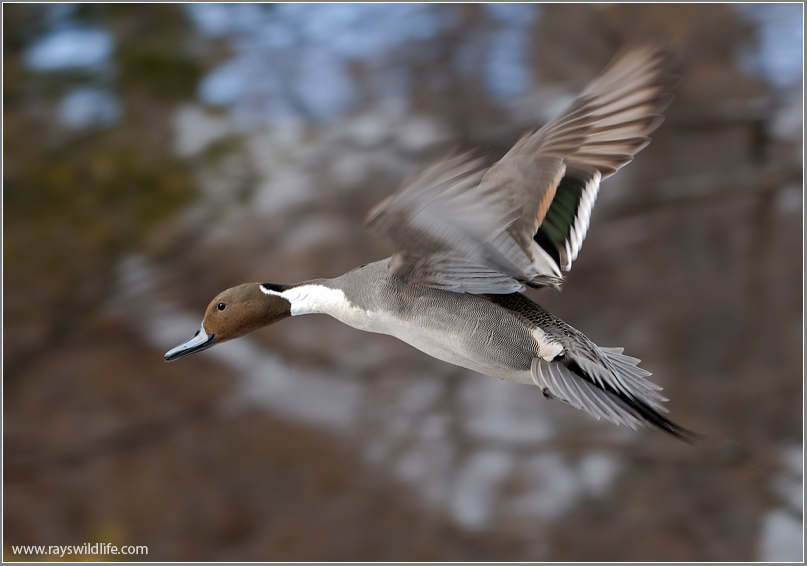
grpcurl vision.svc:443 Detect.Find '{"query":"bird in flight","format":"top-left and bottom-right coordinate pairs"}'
top-left (166, 46), bottom-right (697, 441)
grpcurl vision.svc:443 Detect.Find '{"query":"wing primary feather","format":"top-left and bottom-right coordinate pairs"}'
top-left (366, 46), bottom-right (672, 293)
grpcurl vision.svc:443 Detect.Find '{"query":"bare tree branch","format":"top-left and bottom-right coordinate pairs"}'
top-left (602, 165), bottom-right (803, 220)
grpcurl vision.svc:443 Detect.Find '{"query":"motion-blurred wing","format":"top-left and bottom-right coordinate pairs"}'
top-left (366, 153), bottom-right (537, 293)
top-left (503, 47), bottom-right (673, 276)
top-left (368, 46), bottom-right (672, 294)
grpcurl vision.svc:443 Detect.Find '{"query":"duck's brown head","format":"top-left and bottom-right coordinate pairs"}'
top-left (164, 283), bottom-right (291, 362)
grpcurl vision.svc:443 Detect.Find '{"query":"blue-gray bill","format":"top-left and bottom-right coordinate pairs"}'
top-left (164, 324), bottom-right (216, 362)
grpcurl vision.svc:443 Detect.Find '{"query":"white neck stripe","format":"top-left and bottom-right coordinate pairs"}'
top-left (261, 283), bottom-right (353, 317)
top-left (259, 285), bottom-right (283, 297)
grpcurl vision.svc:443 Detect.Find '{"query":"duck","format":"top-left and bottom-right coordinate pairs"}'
top-left (165, 46), bottom-right (698, 442)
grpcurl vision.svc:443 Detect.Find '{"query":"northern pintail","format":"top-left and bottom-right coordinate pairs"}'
top-left (166, 47), bottom-right (697, 441)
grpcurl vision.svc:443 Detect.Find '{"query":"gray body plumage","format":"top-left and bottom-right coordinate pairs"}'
top-left (322, 259), bottom-right (541, 380)
top-left (307, 259), bottom-right (693, 439)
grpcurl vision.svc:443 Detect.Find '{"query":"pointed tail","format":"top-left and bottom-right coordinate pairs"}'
top-left (532, 346), bottom-right (701, 443)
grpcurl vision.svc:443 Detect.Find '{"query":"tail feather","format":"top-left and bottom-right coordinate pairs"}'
top-left (534, 357), bottom-right (634, 426)
top-left (531, 347), bottom-right (700, 442)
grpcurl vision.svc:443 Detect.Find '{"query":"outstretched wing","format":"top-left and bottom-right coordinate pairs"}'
top-left (368, 46), bottom-right (673, 294)
top-left (513, 47), bottom-right (673, 275)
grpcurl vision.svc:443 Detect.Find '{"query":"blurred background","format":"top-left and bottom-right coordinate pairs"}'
top-left (3, 3), bottom-right (803, 561)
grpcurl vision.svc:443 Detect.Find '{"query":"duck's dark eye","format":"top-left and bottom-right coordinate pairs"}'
top-left (217, 302), bottom-right (226, 311)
